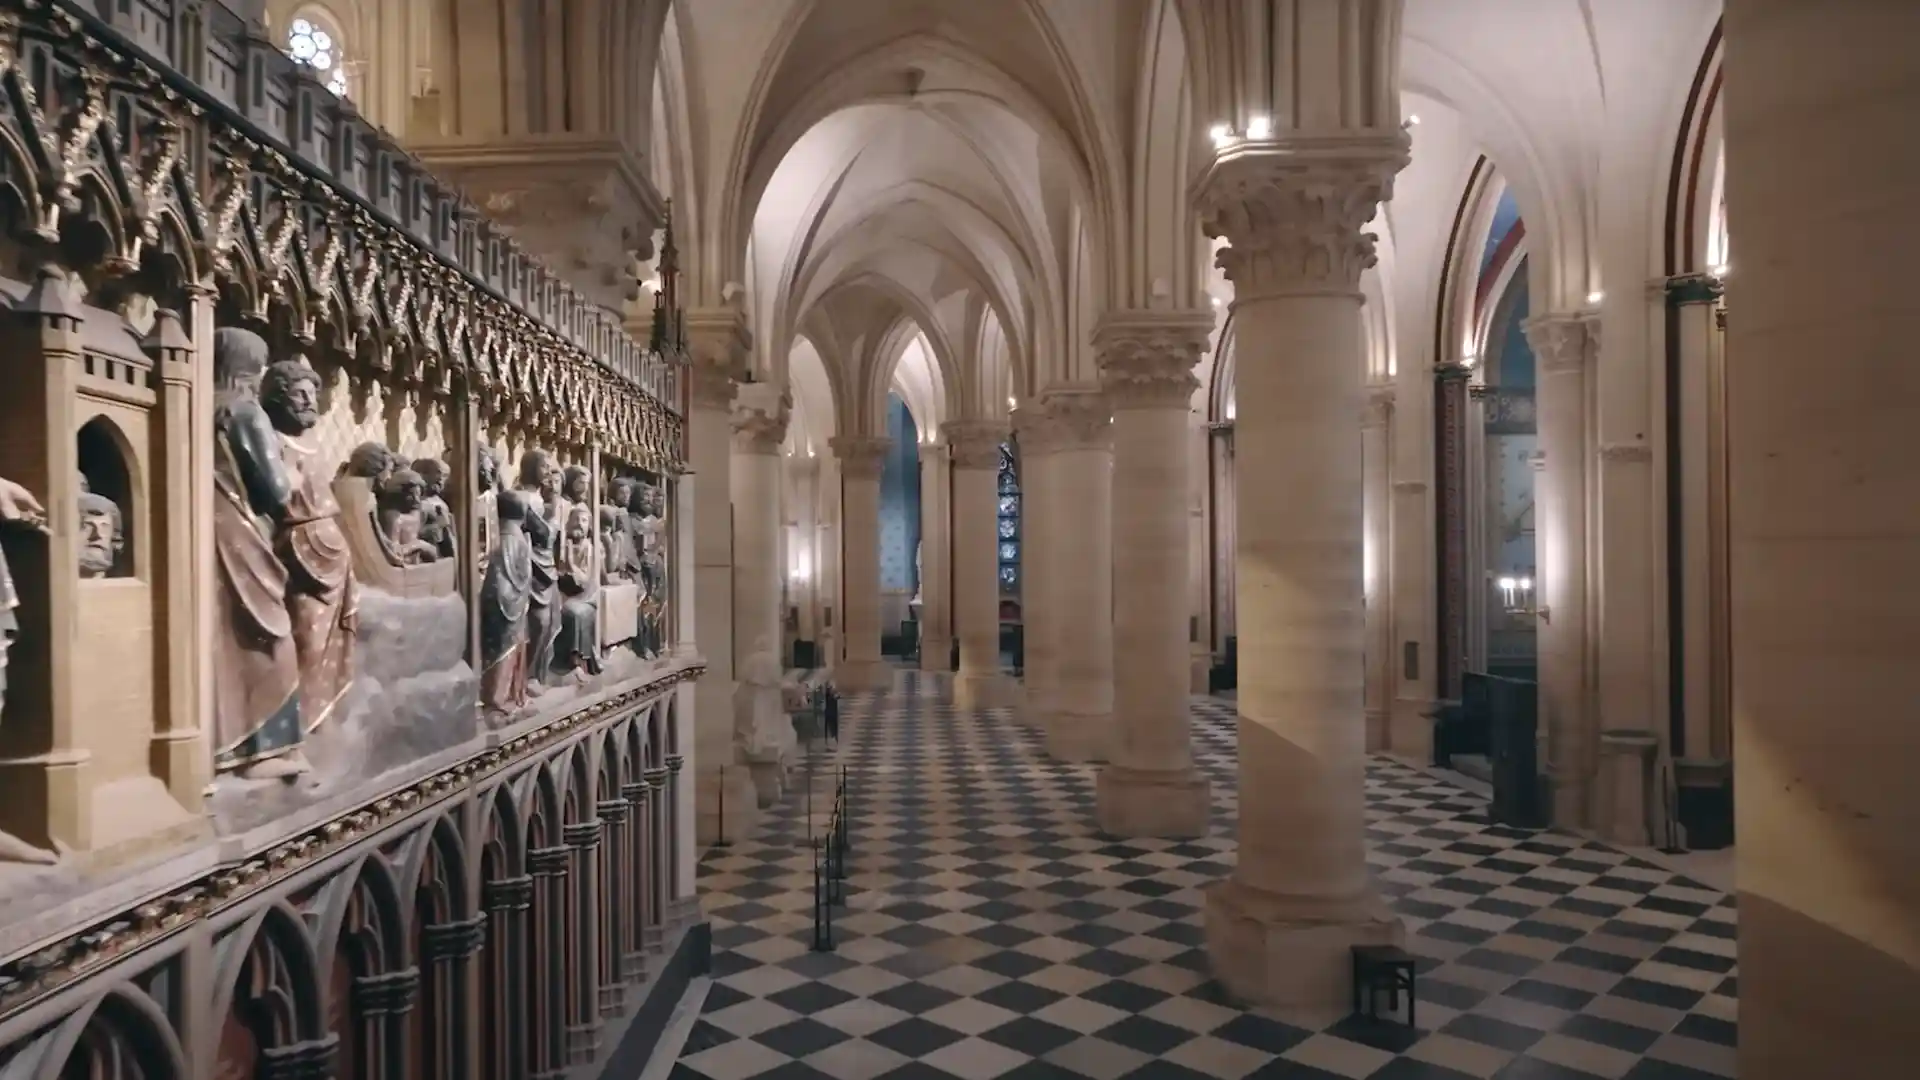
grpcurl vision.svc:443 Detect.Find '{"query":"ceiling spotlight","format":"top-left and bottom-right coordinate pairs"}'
top-left (1586, 290), bottom-right (1605, 306)
top-left (1246, 115), bottom-right (1273, 140)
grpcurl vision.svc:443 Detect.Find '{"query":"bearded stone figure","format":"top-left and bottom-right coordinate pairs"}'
top-left (373, 466), bottom-right (441, 565)
top-left (412, 457), bottom-right (456, 561)
top-left (75, 476), bottom-right (123, 579)
top-left (514, 450), bottom-right (563, 689)
top-left (603, 476), bottom-right (636, 583)
top-left (631, 481), bottom-right (668, 659)
top-left (475, 443), bottom-right (500, 575)
top-left (479, 489), bottom-right (535, 713)
top-left (554, 501), bottom-right (603, 677)
top-left (340, 441), bottom-right (395, 483)
top-left (0, 475), bottom-right (57, 863)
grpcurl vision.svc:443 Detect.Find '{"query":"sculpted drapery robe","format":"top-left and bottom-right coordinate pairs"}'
top-left (554, 504), bottom-right (602, 673)
top-left (522, 490), bottom-right (564, 684)
top-left (480, 518), bottom-right (534, 711)
top-left (211, 404), bottom-right (302, 770)
top-left (277, 435), bottom-right (358, 731)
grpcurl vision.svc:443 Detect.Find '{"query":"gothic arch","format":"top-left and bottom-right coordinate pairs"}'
top-left (1664, 22), bottom-right (1726, 277)
top-left (31, 986), bottom-right (189, 1080)
top-left (210, 904), bottom-right (330, 1077)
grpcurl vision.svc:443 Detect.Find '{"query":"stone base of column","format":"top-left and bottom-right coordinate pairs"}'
top-left (1046, 710), bottom-right (1108, 763)
top-left (1021, 698), bottom-right (1056, 730)
top-left (1096, 765), bottom-right (1210, 838)
top-left (1364, 708), bottom-right (1389, 753)
top-left (1190, 644), bottom-right (1213, 695)
top-left (920, 637), bottom-right (953, 673)
top-left (695, 765), bottom-right (761, 847)
top-left (837, 658), bottom-right (891, 692)
top-left (1389, 697), bottom-right (1434, 763)
top-left (953, 671), bottom-right (1005, 711)
top-left (1547, 771), bottom-right (1593, 832)
top-left (1203, 879), bottom-right (1405, 1025)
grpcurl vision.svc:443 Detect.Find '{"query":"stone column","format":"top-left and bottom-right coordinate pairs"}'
top-left (1013, 405), bottom-right (1059, 729)
top-left (1524, 314), bottom-right (1598, 828)
top-left (1092, 313), bottom-right (1211, 837)
top-left (1725, 3), bottom-right (1920, 1073)
top-left (917, 442), bottom-right (953, 671)
top-left (1362, 385), bottom-right (1394, 751)
top-left (685, 314), bottom-right (755, 844)
top-left (1193, 134), bottom-right (1409, 1016)
top-left (731, 388), bottom-right (788, 669)
top-left (943, 421), bottom-right (1008, 710)
top-left (1037, 389), bottom-right (1114, 762)
top-left (830, 436), bottom-right (890, 691)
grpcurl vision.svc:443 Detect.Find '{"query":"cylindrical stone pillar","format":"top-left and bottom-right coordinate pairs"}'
top-left (1724, 2), bottom-right (1920, 1074)
top-left (830, 436), bottom-right (890, 691)
top-left (1092, 315), bottom-right (1211, 837)
top-left (732, 401), bottom-right (787, 670)
top-left (918, 442), bottom-right (952, 671)
top-left (944, 422), bottom-right (1007, 709)
top-left (1362, 386), bottom-right (1394, 751)
top-left (1524, 314), bottom-right (1598, 828)
top-left (1193, 138), bottom-right (1408, 1016)
top-left (1040, 390), bottom-right (1114, 762)
top-left (1013, 406), bottom-right (1059, 729)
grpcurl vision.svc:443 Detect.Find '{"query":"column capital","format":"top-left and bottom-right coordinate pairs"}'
top-left (1523, 312), bottom-right (1602, 374)
top-left (1193, 135), bottom-right (1409, 300)
top-left (918, 440), bottom-right (950, 465)
top-left (1364, 384), bottom-right (1395, 427)
top-left (1093, 311), bottom-right (1212, 410)
top-left (942, 421), bottom-right (1007, 469)
top-left (829, 435), bottom-right (892, 479)
top-left (1661, 272), bottom-right (1726, 306)
top-left (732, 392), bottom-right (791, 455)
top-left (1024, 389), bottom-right (1114, 453)
top-left (685, 308), bottom-right (751, 410)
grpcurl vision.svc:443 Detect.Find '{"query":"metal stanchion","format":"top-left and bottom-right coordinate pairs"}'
top-left (715, 764), bottom-right (732, 848)
top-left (810, 835), bottom-right (834, 951)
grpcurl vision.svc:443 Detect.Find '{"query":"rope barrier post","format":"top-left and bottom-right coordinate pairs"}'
top-left (715, 764), bottom-right (732, 849)
top-left (811, 836), bottom-right (834, 951)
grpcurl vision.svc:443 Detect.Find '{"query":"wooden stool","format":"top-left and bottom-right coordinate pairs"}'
top-left (1351, 944), bottom-right (1417, 1025)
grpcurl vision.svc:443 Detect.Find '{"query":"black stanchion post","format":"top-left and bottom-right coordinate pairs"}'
top-left (811, 836), bottom-right (834, 951)
top-left (716, 764), bottom-right (732, 848)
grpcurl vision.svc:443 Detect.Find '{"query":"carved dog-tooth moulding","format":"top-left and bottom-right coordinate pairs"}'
top-left (829, 435), bottom-right (893, 480)
top-left (1093, 312), bottom-right (1214, 410)
top-left (0, 662), bottom-right (704, 1021)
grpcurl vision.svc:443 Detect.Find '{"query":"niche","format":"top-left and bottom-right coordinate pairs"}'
top-left (77, 415), bottom-right (135, 579)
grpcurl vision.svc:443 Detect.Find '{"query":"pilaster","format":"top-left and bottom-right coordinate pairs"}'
top-left (1093, 312), bottom-right (1212, 837)
top-left (916, 443), bottom-right (952, 673)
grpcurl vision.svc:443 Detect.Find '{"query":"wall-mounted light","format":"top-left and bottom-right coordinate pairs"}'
top-left (1406, 114), bottom-right (1422, 127)
top-left (1497, 574), bottom-right (1537, 616)
top-left (1709, 263), bottom-right (1729, 278)
top-left (1210, 296), bottom-right (1223, 309)
top-left (1209, 123), bottom-right (1235, 149)
top-left (1586, 290), bottom-right (1605, 306)
top-left (1461, 352), bottom-right (1479, 368)
top-left (1007, 395), bottom-right (1017, 410)
top-left (806, 444), bottom-right (816, 458)
top-left (792, 554), bottom-right (811, 583)
top-left (1225, 399), bottom-right (1236, 421)
top-left (1245, 114), bottom-right (1273, 140)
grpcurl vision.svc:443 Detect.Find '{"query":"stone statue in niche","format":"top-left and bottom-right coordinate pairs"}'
top-left (209, 328), bottom-right (307, 780)
top-left (373, 466), bottom-right (442, 566)
top-left (75, 475), bottom-right (123, 579)
top-left (562, 464), bottom-right (591, 513)
top-left (603, 476), bottom-right (636, 583)
top-left (412, 457), bottom-right (456, 561)
top-left (553, 501), bottom-right (603, 678)
top-left (340, 442), bottom-right (395, 484)
top-left (475, 443), bottom-right (500, 575)
top-left (513, 450), bottom-right (563, 690)
top-left (633, 481), bottom-right (668, 659)
top-left (0, 475), bottom-right (57, 864)
top-left (479, 489), bottom-right (534, 714)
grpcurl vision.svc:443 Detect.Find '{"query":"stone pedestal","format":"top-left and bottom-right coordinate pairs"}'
top-left (1092, 314), bottom-right (1211, 837)
top-left (1598, 729), bottom-right (1658, 847)
top-left (830, 437), bottom-right (890, 693)
top-left (1191, 123), bottom-right (1408, 1014)
top-left (945, 422), bottom-right (1007, 711)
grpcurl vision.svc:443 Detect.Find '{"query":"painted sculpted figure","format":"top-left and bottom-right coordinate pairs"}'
top-left (209, 329), bottom-right (360, 781)
top-left (479, 489), bottom-right (535, 713)
top-left (633, 482), bottom-right (668, 659)
top-left (514, 450), bottom-right (563, 690)
top-left (373, 466), bottom-right (442, 565)
top-left (75, 475), bottom-right (123, 579)
top-left (474, 443), bottom-right (500, 576)
top-left (412, 456), bottom-right (457, 561)
top-left (0, 475), bottom-right (57, 863)
top-left (554, 501), bottom-right (603, 677)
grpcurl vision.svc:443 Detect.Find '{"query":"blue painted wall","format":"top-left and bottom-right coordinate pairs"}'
top-left (879, 394), bottom-right (922, 592)
top-left (1480, 187), bottom-right (1523, 278)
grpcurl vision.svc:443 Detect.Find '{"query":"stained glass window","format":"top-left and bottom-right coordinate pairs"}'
top-left (997, 442), bottom-right (1019, 592)
top-left (287, 16), bottom-right (348, 97)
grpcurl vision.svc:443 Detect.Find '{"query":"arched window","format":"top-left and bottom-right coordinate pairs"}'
top-left (996, 442), bottom-right (1019, 591)
top-left (286, 14), bottom-right (348, 97)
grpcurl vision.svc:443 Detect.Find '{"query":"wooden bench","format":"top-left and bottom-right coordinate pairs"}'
top-left (1351, 944), bottom-right (1417, 1026)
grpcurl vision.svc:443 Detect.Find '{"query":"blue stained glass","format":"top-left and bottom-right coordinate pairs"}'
top-left (1000, 542), bottom-right (1018, 562)
top-left (998, 495), bottom-right (1017, 517)
top-left (998, 518), bottom-right (1016, 539)
top-left (1000, 566), bottom-right (1018, 585)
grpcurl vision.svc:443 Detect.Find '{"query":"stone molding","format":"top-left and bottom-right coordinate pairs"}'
top-left (1093, 312), bottom-right (1214, 410)
top-left (1524, 312), bottom-right (1602, 374)
top-left (1600, 442), bottom-right (1654, 464)
top-left (829, 435), bottom-right (893, 479)
top-left (1364, 384), bottom-right (1395, 426)
top-left (918, 441), bottom-right (950, 464)
top-left (1024, 391), bottom-right (1114, 453)
top-left (942, 421), bottom-right (1008, 469)
top-left (1662, 272), bottom-right (1726, 306)
top-left (686, 309), bottom-right (751, 410)
top-left (1193, 135), bottom-right (1409, 299)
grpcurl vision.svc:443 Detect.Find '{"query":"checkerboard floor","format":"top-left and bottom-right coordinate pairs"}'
top-left (675, 671), bottom-right (1738, 1080)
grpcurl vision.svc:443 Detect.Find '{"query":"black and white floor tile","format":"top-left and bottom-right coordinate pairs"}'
top-left (674, 671), bottom-right (1738, 1080)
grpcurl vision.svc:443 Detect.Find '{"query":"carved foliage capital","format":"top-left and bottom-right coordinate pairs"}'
top-left (1195, 139), bottom-right (1408, 299)
top-left (1523, 313), bottom-right (1601, 375)
top-left (1023, 392), bottom-right (1113, 453)
top-left (1094, 314), bottom-right (1211, 410)
top-left (732, 399), bottom-right (790, 454)
top-left (829, 435), bottom-right (892, 480)
top-left (689, 363), bottom-right (738, 410)
top-left (942, 421), bottom-right (1008, 469)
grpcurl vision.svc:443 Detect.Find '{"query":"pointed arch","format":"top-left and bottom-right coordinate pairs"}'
top-left (34, 986), bottom-right (190, 1080)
